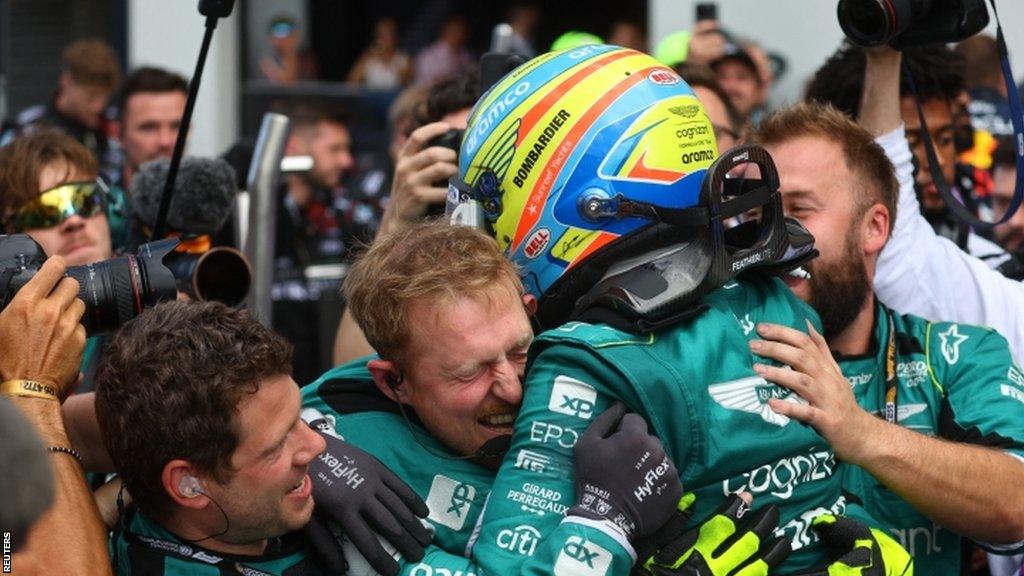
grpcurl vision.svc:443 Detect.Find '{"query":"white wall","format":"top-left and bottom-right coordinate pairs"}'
top-left (127, 0), bottom-right (240, 157)
top-left (648, 0), bottom-right (1024, 108)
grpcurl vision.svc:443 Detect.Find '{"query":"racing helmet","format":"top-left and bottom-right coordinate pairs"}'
top-left (448, 45), bottom-right (812, 332)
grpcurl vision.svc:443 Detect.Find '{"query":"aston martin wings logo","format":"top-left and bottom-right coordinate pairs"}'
top-left (870, 403), bottom-right (928, 422)
top-left (708, 376), bottom-right (808, 427)
top-left (668, 104), bottom-right (701, 118)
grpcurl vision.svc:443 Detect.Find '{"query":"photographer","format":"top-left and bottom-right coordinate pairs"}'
top-left (863, 50), bottom-right (1024, 361)
top-left (806, 43), bottom-right (1008, 263)
top-left (0, 131), bottom-right (113, 268)
top-left (0, 255), bottom-right (110, 575)
top-left (0, 131), bottom-right (117, 394)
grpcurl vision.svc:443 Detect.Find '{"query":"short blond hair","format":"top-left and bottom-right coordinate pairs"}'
top-left (343, 222), bottom-right (524, 362)
top-left (62, 38), bottom-right (121, 90)
top-left (751, 102), bottom-right (898, 235)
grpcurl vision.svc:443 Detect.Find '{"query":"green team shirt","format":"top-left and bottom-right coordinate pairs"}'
top-left (471, 277), bottom-right (881, 575)
top-left (838, 303), bottom-right (1024, 575)
top-left (302, 359), bottom-right (496, 575)
top-left (106, 183), bottom-right (131, 254)
top-left (109, 507), bottom-right (321, 575)
top-left (302, 359), bottom-right (637, 575)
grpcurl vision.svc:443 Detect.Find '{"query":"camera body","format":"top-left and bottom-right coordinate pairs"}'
top-left (0, 234), bottom-right (179, 335)
top-left (425, 128), bottom-right (466, 216)
top-left (427, 128), bottom-right (465, 154)
top-left (838, 0), bottom-right (988, 48)
top-left (695, 3), bottom-right (718, 22)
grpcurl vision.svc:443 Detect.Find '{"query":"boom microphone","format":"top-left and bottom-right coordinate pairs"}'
top-left (132, 156), bottom-right (237, 235)
top-left (131, 157), bottom-right (252, 305)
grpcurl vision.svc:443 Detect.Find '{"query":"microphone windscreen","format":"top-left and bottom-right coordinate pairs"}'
top-left (131, 156), bottom-right (237, 236)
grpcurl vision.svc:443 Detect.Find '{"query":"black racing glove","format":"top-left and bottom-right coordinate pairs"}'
top-left (303, 510), bottom-right (349, 574)
top-left (633, 494), bottom-right (790, 576)
top-left (302, 408), bottom-right (432, 576)
top-left (790, 514), bottom-right (913, 576)
top-left (567, 402), bottom-right (683, 542)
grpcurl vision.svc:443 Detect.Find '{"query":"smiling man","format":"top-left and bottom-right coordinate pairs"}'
top-left (306, 222), bottom-right (785, 576)
top-left (750, 87), bottom-right (1024, 573)
top-left (96, 301), bottom-right (329, 574)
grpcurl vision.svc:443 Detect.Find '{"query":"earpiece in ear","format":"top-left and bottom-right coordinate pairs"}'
top-left (386, 373), bottom-right (403, 389)
top-left (179, 476), bottom-right (203, 498)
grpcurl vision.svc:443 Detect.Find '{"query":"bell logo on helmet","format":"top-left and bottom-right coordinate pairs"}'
top-left (524, 228), bottom-right (551, 259)
top-left (647, 69), bottom-right (680, 86)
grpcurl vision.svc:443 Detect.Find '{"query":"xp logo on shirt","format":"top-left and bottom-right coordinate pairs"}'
top-left (548, 375), bottom-right (597, 419)
top-left (425, 475), bottom-right (477, 530)
top-left (554, 536), bottom-right (612, 576)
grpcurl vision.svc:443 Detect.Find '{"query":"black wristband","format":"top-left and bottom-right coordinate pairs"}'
top-left (47, 445), bottom-right (83, 465)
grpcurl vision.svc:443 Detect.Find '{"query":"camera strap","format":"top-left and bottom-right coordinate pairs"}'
top-left (905, 0), bottom-right (1024, 231)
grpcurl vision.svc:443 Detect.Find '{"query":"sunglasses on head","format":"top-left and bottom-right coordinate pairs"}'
top-left (5, 180), bottom-right (108, 233)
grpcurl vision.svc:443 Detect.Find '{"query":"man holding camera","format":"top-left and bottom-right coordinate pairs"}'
top-left (0, 131), bottom-right (129, 398)
top-left (0, 131), bottom-right (113, 268)
top-left (333, 72), bottom-right (479, 365)
top-left (0, 255), bottom-right (110, 575)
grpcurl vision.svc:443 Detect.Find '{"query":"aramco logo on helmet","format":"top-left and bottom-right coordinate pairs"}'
top-left (466, 81), bottom-right (532, 154)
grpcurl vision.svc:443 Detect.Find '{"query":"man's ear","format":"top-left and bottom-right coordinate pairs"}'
top-left (862, 203), bottom-right (890, 257)
top-left (522, 293), bottom-right (538, 316)
top-left (161, 459), bottom-right (209, 510)
top-left (368, 358), bottom-right (410, 403)
top-left (109, 119), bottom-right (123, 138)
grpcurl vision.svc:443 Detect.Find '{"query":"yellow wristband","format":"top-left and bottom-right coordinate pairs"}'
top-left (0, 379), bottom-right (60, 401)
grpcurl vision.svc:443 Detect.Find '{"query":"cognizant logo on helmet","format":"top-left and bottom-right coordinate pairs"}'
top-left (466, 81), bottom-right (532, 154)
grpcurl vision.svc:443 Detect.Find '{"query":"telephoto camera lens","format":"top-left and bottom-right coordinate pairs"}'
top-left (838, 0), bottom-right (893, 45)
top-left (838, 0), bottom-right (933, 46)
top-left (64, 239), bottom-right (179, 334)
top-left (0, 235), bottom-right (178, 336)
